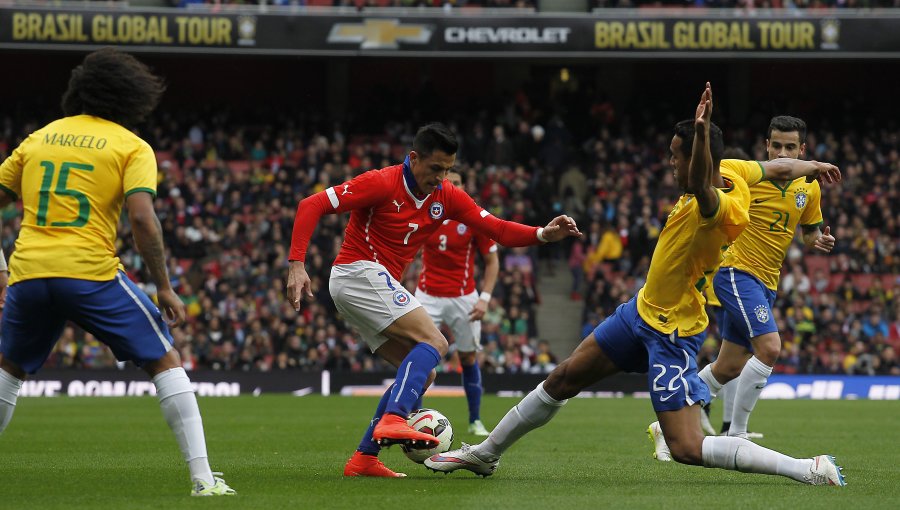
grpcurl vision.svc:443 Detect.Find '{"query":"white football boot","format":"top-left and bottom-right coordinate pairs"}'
top-left (424, 443), bottom-right (499, 477)
top-left (647, 421), bottom-right (672, 462)
top-left (806, 455), bottom-right (847, 486)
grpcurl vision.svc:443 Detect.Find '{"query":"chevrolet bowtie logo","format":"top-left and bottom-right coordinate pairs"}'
top-left (327, 19), bottom-right (432, 50)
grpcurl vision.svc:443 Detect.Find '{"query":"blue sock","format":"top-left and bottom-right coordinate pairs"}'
top-left (385, 343), bottom-right (441, 417)
top-left (357, 383), bottom-right (393, 456)
top-left (462, 361), bottom-right (483, 423)
top-left (413, 395), bottom-right (423, 411)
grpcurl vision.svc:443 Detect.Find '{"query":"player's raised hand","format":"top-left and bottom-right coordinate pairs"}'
top-left (157, 287), bottom-right (187, 328)
top-left (541, 215), bottom-right (583, 242)
top-left (287, 260), bottom-right (314, 311)
top-left (814, 226), bottom-right (836, 253)
top-left (806, 161), bottom-right (842, 185)
top-left (695, 82), bottom-right (712, 131)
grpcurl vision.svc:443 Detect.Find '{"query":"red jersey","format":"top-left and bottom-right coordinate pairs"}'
top-left (290, 159), bottom-right (541, 280)
top-left (418, 220), bottom-right (497, 297)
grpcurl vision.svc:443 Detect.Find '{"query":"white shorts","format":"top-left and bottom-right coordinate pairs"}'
top-left (329, 261), bottom-right (421, 352)
top-left (414, 289), bottom-right (482, 352)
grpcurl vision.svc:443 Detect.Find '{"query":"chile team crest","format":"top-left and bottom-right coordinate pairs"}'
top-left (795, 192), bottom-right (808, 210)
top-left (430, 201), bottom-right (445, 220)
top-left (457, 223), bottom-right (467, 235)
top-left (393, 290), bottom-right (411, 307)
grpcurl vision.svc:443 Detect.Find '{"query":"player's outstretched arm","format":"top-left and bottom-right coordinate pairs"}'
top-left (762, 159), bottom-right (841, 184)
top-left (287, 171), bottom-right (387, 311)
top-left (126, 191), bottom-right (186, 328)
top-left (687, 82), bottom-right (718, 217)
top-left (448, 187), bottom-right (581, 247)
top-left (539, 215), bottom-right (583, 242)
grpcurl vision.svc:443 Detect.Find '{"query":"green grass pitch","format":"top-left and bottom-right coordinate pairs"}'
top-left (2, 395), bottom-right (896, 509)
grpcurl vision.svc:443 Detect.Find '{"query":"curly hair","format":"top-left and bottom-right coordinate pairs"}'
top-left (61, 47), bottom-right (165, 128)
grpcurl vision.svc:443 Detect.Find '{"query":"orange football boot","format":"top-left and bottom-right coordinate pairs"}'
top-left (372, 413), bottom-right (439, 449)
top-left (343, 451), bottom-right (406, 478)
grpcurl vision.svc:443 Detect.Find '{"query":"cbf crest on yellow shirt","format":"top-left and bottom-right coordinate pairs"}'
top-left (0, 115), bottom-right (158, 284)
top-left (721, 176), bottom-right (823, 290)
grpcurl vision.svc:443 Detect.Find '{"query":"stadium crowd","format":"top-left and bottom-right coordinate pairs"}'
top-left (0, 92), bottom-right (897, 377)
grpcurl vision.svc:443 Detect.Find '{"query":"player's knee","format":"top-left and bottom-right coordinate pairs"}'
top-left (458, 351), bottom-right (476, 367)
top-left (714, 361), bottom-right (742, 382)
top-left (755, 338), bottom-right (780, 367)
top-left (427, 335), bottom-right (449, 357)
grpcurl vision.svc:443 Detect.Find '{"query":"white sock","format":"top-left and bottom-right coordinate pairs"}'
top-left (699, 364), bottom-right (724, 399)
top-left (702, 436), bottom-right (812, 483)
top-left (721, 379), bottom-right (737, 427)
top-left (153, 367), bottom-right (214, 485)
top-left (0, 369), bottom-right (23, 434)
top-left (729, 356), bottom-right (773, 436)
top-left (477, 382), bottom-right (567, 460)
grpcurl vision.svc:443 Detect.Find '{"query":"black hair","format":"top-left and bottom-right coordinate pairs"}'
top-left (61, 47), bottom-right (165, 128)
top-left (767, 115), bottom-right (807, 144)
top-left (722, 146), bottom-right (750, 160)
top-left (674, 119), bottom-right (725, 169)
top-left (413, 123), bottom-right (459, 157)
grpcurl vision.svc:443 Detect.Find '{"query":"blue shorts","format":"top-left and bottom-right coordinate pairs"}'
top-left (593, 297), bottom-right (710, 412)
top-left (712, 267), bottom-right (778, 350)
top-left (0, 272), bottom-right (174, 374)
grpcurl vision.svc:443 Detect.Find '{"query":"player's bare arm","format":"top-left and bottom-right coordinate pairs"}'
top-left (126, 191), bottom-right (186, 328)
top-left (803, 225), bottom-right (835, 253)
top-left (762, 158), bottom-right (841, 184)
top-left (470, 250), bottom-right (499, 321)
top-left (687, 82), bottom-right (718, 217)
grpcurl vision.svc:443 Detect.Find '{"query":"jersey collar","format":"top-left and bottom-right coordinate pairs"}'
top-left (402, 154), bottom-right (441, 209)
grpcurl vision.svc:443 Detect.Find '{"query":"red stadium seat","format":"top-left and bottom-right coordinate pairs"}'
top-left (827, 273), bottom-right (846, 293)
top-left (805, 255), bottom-right (830, 277)
top-left (851, 274), bottom-right (876, 294)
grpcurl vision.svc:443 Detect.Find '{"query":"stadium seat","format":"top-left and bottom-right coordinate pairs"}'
top-left (828, 273), bottom-right (846, 293)
top-left (805, 255), bottom-right (830, 276)
top-left (851, 274), bottom-right (876, 294)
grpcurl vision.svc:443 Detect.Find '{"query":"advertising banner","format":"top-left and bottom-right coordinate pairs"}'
top-left (17, 370), bottom-right (900, 400)
top-left (2, 7), bottom-right (899, 58)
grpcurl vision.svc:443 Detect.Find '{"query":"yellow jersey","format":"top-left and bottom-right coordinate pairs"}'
top-left (0, 115), bottom-right (157, 284)
top-left (704, 279), bottom-right (722, 308)
top-left (720, 177), bottom-right (822, 290)
top-left (637, 160), bottom-right (762, 336)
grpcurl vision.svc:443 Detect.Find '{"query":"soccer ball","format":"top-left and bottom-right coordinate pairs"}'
top-left (401, 408), bottom-right (454, 463)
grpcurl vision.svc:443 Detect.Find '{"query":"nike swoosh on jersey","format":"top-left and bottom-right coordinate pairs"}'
top-left (659, 393), bottom-right (678, 401)
top-left (753, 198), bottom-right (771, 204)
